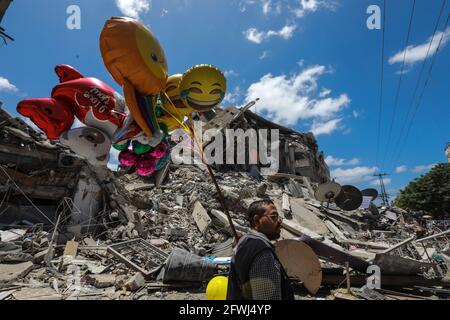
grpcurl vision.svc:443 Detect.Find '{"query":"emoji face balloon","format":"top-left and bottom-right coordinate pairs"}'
top-left (179, 64), bottom-right (226, 113)
top-left (100, 17), bottom-right (168, 95)
top-left (163, 74), bottom-right (185, 111)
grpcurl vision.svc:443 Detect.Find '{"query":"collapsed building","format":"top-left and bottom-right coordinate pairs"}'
top-left (0, 104), bottom-right (103, 232)
top-left (0, 103), bottom-right (449, 300)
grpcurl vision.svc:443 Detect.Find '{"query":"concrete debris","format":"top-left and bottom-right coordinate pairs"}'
top-left (0, 106), bottom-right (449, 300)
top-left (125, 272), bottom-right (145, 292)
top-left (192, 201), bottom-right (212, 235)
top-left (86, 274), bottom-right (116, 289)
top-left (0, 261), bottom-right (34, 283)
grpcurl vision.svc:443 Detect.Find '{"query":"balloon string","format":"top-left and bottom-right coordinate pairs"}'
top-left (160, 91), bottom-right (192, 135)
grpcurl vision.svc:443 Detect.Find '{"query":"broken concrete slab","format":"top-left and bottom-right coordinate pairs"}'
top-left (0, 261), bottom-right (34, 283)
top-left (0, 252), bottom-right (33, 263)
top-left (12, 287), bottom-right (62, 300)
top-left (374, 253), bottom-right (436, 275)
top-left (274, 198), bottom-right (328, 237)
top-left (281, 218), bottom-right (323, 240)
top-left (0, 289), bottom-right (17, 300)
top-left (0, 229), bottom-right (27, 242)
top-left (63, 240), bottom-right (79, 257)
top-left (125, 272), bottom-right (145, 292)
top-left (299, 235), bottom-right (369, 272)
top-left (289, 198), bottom-right (329, 235)
top-left (86, 274), bottom-right (116, 289)
top-left (282, 193), bottom-right (291, 216)
top-left (192, 201), bottom-right (212, 234)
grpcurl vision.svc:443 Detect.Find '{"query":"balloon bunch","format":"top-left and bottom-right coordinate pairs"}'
top-left (17, 64), bottom-right (138, 166)
top-left (99, 17), bottom-right (227, 176)
top-left (17, 17), bottom-right (227, 177)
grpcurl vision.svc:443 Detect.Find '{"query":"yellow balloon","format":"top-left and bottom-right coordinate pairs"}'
top-left (100, 17), bottom-right (168, 95)
top-left (159, 74), bottom-right (186, 131)
top-left (179, 64), bottom-right (226, 114)
top-left (206, 276), bottom-right (228, 300)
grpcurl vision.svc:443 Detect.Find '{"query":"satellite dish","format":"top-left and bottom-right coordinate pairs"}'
top-left (314, 182), bottom-right (342, 202)
top-left (275, 239), bottom-right (322, 295)
top-left (361, 188), bottom-right (378, 201)
top-left (335, 185), bottom-right (363, 211)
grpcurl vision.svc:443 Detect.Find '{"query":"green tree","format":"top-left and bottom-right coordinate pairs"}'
top-left (395, 163), bottom-right (450, 219)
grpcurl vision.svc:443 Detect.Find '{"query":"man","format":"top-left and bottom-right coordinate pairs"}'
top-left (227, 200), bottom-right (294, 300)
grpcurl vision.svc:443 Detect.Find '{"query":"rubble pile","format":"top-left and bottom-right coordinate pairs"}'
top-left (1, 105), bottom-right (449, 300)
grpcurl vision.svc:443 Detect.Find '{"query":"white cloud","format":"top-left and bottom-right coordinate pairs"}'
top-left (310, 118), bottom-right (342, 136)
top-left (243, 28), bottom-right (266, 44)
top-left (395, 165), bottom-right (407, 173)
top-left (224, 70), bottom-right (239, 78)
top-left (243, 65), bottom-right (350, 129)
top-left (115, 0), bottom-right (151, 19)
top-left (262, 0), bottom-right (271, 14)
top-left (293, 0), bottom-right (335, 18)
top-left (389, 27), bottom-right (450, 66)
top-left (267, 24), bottom-right (297, 39)
top-left (331, 166), bottom-right (378, 185)
top-left (244, 24), bottom-right (297, 43)
top-left (161, 8), bottom-right (169, 17)
top-left (352, 110), bottom-right (359, 118)
top-left (319, 88), bottom-right (331, 98)
top-left (239, 0), bottom-right (257, 12)
top-left (259, 50), bottom-right (270, 60)
top-left (412, 164), bottom-right (436, 173)
top-left (223, 86), bottom-right (242, 105)
top-left (0, 76), bottom-right (18, 93)
top-left (325, 156), bottom-right (360, 166)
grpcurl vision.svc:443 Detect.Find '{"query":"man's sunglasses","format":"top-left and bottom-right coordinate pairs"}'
top-left (264, 213), bottom-right (283, 222)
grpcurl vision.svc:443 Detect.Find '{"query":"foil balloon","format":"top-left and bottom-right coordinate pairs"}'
top-left (60, 127), bottom-right (111, 166)
top-left (17, 98), bottom-right (74, 140)
top-left (100, 17), bottom-right (168, 144)
top-left (159, 74), bottom-right (185, 132)
top-left (51, 64), bottom-right (126, 137)
top-left (17, 64), bottom-right (130, 167)
top-left (179, 64), bottom-right (226, 113)
top-left (17, 64), bottom-right (127, 139)
top-left (118, 141), bottom-right (170, 177)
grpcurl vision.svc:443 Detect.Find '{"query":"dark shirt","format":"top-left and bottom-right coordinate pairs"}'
top-left (227, 230), bottom-right (294, 300)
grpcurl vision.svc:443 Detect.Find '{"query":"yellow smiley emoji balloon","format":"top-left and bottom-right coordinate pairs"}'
top-left (179, 64), bottom-right (227, 113)
top-left (157, 74), bottom-right (185, 132)
top-left (100, 17), bottom-right (168, 95)
top-left (163, 74), bottom-right (188, 112)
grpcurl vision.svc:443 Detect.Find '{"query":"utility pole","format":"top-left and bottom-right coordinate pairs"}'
top-left (374, 173), bottom-right (390, 207)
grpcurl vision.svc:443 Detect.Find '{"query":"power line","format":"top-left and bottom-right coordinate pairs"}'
top-left (381, 0), bottom-right (416, 169)
top-left (388, 0), bottom-right (447, 170)
top-left (391, 12), bottom-right (450, 171)
top-left (376, 0), bottom-right (387, 168)
top-left (374, 173), bottom-right (390, 207)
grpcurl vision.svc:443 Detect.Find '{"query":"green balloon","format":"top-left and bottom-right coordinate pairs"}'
top-left (113, 143), bottom-right (128, 151)
top-left (133, 141), bottom-right (153, 155)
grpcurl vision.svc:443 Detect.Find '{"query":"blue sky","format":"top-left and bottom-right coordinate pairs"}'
top-left (0, 0), bottom-right (449, 199)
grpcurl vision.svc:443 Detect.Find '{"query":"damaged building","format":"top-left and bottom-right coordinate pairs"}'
top-left (0, 104), bottom-right (103, 232)
top-left (0, 103), bottom-right (449, 301)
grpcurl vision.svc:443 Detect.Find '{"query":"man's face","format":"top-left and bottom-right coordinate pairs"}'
top-left (255, 204), bottom-right (282, 240)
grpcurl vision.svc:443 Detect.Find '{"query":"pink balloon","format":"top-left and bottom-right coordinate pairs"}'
top-left (135, 156), bottom-right (157, 177)
top-left (150, 142), bottom-right (169, 159)
top-left (119, 150), bottom-right (137, 167)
